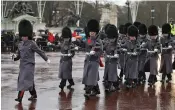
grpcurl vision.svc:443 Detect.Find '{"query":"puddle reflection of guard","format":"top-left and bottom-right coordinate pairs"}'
top-left (11, 19), bottom-right (50, 103)
top-left (58, 90), bottom-right (74, 109)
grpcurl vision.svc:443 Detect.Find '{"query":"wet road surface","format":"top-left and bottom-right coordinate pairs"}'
top-left (1, 52), bottom-right (175, 110)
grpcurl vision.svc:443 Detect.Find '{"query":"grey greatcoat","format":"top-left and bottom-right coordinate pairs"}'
top-left (74, 37), bottom-right (103, 86)
top-left (143, 39), bottom-right (161, 75)
top-left (14, 40), bottom-right (48, 91)
top-left (159, 37), bottom-right (173, 74)
top-left (118, 34), bottom-right (128, 70)
top-left (59, 41), bottom-right (75, 79)
top-left (103, 39), bottom-right (118, 82)
top-left (121, 40), bottom-right (140, 79)
top-left (137, 35), bottom-right (149, 72)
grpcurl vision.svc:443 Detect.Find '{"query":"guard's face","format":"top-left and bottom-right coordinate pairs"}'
top-left (89, 32), bottom-right (97, 39)
top-left (22, 36), bottom-right (28, 41)
top-left (162, 34), bottom-right (169, 38)
top-left (129, 36), bottom-right (136, 41)
top-left (150, 35), bottom-right (157, 39)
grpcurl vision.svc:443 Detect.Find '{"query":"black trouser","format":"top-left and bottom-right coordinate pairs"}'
top-left (17, 84), bottom-right (37, 99)
top-left (119, 69), bottom-right (124, 78)
top-left (162, 73), bottom-right (172, 80)
top-left (60, 79), bottom-right (74, 87)
top-left (138, 71), bottom-right (146, 81)
top-left (85, 84), bottom-right (100, 94)
top-left (105, 81), bottom-right (119, 89)
top-left (148, 75), bottom-right (157, 84)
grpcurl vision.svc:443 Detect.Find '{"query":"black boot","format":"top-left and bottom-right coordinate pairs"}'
top-left (28, 95), bottom-right (37, 101)
top-left (59, 79), bottom-right (66, 90)
top-left (161, 73), bottom-right (166, 83)
top-left (67, 79), bottom-right (75, 89)
top-left (28, 87), bottom-right (37, 101)
top-left (113, 82), bottom-right (120, 91)
top-left (166, 74), bottom-right (172, 83)
top-left (15, 91), bottom-right (24, 103)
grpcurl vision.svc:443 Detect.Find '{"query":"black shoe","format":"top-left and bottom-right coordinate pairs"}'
top-left (28, 95), bottom-right (37, 101)
top-left (15, 98), bottom-right (22, 103)
top-left (166, 79), bottom-right (172, 83)
top-left (67, 84), bottom-right (73, 89)
top-left (59, 85), bottom-right (64, 90)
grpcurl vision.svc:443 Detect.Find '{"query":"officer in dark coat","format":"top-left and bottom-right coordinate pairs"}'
top-left (103, 25), bottom-right (120, 92)
top-left (72, 19), bottom-right (103, 98)
top-left (159, 23), bottom-right (174, 83)
top-left (120, 25), bottom-right (140, 88)
top-left (142, 25), bottom-right (161, 86)
top-left (59, 27), bottom-right (75, 90)
top-left (137, 24), bottom-right (148, 84)
top-left (12, 19), bottom-right (50, 103)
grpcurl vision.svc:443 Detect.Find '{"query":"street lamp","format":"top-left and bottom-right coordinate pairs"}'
top-left (151, 6), bottom-right (155, 25)
top-left (52, 10), bottom-right (59, 26)
top-left (167, 3), bottom-right (170, 23)
top-left (126, 0), bottom-right (130, 22)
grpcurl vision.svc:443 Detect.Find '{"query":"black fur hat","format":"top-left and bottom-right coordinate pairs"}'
top-left (18, 19), bottom-right (33, 40)
top-left (84, 27), bottom-right (89, 38)
top-left (87, 19), bottom-right (99, 33)
top-left (104, 23), bottom-right (111, 33)
top-left (61, 26), bottom-right (72, 38)
top-left (124, 23), bottom-right (132, 34)
top-left (148, 25), bottom-right (158, 36)
top-left (133, 21), bottom-right (141, 28)
top-left (162, 23), bottom-right (171, 34)
top-left (127, 25), bottom-right (138, 37)
top-left (119, 25), bottom-right (126, 34)
top-left (138, 24), bottom-right (147, 35)
top-left (106, 25), bottom-right (118, 39)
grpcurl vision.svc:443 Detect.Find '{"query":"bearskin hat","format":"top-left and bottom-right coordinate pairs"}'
top-left (18, 19), bottom-right (33, 40)
top-left (124, 22), bottom-right (132, 34)
top-left (148, 25), bottom-right (158, 36)
top-left (133, 21), bottom-right (141, 28)
top-left (162, 23), bottom-right (171, 34)
top-left (119, 25), bottom-right (126, 34)
top-left (106, 25), bottom-right (118, 39)
top-left (127, 25), bottom-right (138, 37)
top-left (61, 27), bottom-right (72, 38)
top-left (138, 24), bottom-right (147, 35)
top-left (87, 19), bottom-right (99, 33)
top-left (104, 23), bottom-right (111, 33)
top-left (84, 27), bottom-right (90, 38)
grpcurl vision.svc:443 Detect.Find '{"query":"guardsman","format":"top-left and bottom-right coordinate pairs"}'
top-left (143, 25), bottom-right (161, 86)
top-left (103, 25), bottom-right (120, 92)
top-left (72, 19), bottom-right (103, 99)
top-left (59, 27), bottom-right (76, 90)
top-left (12, 19), bottom-right (50, 103)
top-left (120, 25), bottom-right (140, 88)
top-left (137, 24), bottom-right (148, 84)
top-left (159, 23), bottom-right (174, 83)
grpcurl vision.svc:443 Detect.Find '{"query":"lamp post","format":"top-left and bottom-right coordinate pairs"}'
top-left (151, 6), bottom-right (155, 25)
top-left (167, 3), bottom-right (170, 23)
top-left (52, 10), bottom-right (59, 26)
top-left (126, 0), bottom-right (130, 22)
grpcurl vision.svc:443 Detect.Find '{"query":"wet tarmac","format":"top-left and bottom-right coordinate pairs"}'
top-left (1, 52), bottom-right (175, 110)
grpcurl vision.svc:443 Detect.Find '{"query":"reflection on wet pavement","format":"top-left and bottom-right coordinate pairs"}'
top-left (1, 52), bottom-right (175, 110)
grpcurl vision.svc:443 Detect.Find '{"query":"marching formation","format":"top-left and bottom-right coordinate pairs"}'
top-left (11, 19), bottom-right (175, 102)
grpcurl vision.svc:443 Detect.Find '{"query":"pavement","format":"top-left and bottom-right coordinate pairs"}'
top-left (1, 52), bottom-right (175, 110)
